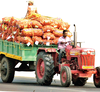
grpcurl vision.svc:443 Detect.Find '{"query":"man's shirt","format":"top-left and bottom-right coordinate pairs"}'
top-left (58, 36), bottom-right (71, 49)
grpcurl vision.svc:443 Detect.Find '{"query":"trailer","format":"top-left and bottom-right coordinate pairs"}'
top-left (0, 25), bottom-right (100, 87)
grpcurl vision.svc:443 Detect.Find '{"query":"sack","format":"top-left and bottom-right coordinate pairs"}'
top-left (53, 37), bottom-right (59, 45)
top-left (18, 19), bottom-right (31, 29)
top-left (43, 25), bottom-right (54, 33)
top-left (0, 24), bottom-right (7, 32)
top-left (18, 19), bottom-right (42, 29)
top-left (15, 19), bottom-right (26, 29)
top-left (21, 28), bottom-right (34, 36)
top-left (15, 18), bottom-right (33, 29)
top-left (0, 33), bottom-right (2, 39)
top-left (21, 28), bottom-right (43, 37)
top-left (36, 16), bottom-right (52, 26)
top-left (17, 36), bottom-right (33, 46)
top-left (50, 18), bottom-right (63, 28)
top-left (43, 33), bottom-right (55, 40)
top-left (2, 17), bottom-right (15, 26)
top-left (2, 17), bottom-right (11, 24)
top-left (31, 20), bottom-right (42, 28)
top-left (2, 32), bottom-right (7, 40)
top-left (53, 29), bottom-right (63, 37)
top-left (42, 39), bottom-right (53, 45)
top-left (32, 36), bottom-right (42, 43)
top-left (6, 34), bottom-right (13, 42)
top-left (67, 32), bottom-right (73, 38)
top-left (7, 27), bottom-right (12, 34)
top-left (33, 29), bottom-right (43, 36)
top-left (59, 22), bottom-right (70, 30)
top-left (13, 29), bottom-right (20, 37)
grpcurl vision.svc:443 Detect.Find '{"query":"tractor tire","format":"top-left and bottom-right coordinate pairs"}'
top-left (93, 67), bottom-right (100, 88)
top-left (72, 76), bottom-right (88, 86)
top-left (60, 66), bottom-right (72, 87)
top-left (35, 52), bottom-right (54, 86)
top-left (0, 57), bottom-right (15, 83)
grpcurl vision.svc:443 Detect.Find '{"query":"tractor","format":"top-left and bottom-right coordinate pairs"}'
top-left (35, 24), bottom-right (100, 87)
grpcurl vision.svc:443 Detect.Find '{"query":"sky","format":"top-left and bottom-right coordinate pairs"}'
top-left (0, 0), bottom-right (100, 82)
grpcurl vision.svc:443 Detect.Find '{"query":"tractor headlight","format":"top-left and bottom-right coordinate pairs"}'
top-left (91, 52), bottom-right (95, 55)
top-left (82, 52), bottom-right (87, 55)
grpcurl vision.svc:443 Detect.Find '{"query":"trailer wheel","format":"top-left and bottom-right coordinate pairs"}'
top-left (36, 52), bottom-right (54, 85)
top-left (60, 66), bottom-right (72, 87)
top-left (0, 57), bottom-right (15, 83)
top-left (93, 67), bottom-right (100, 88)
top-left (72, 75), bottom-right (87, 86)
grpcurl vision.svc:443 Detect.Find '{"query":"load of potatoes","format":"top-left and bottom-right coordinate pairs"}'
top-left (0, 15), bottom-right (72, 46)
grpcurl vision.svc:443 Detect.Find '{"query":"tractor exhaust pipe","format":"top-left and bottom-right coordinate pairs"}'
top-left (73, 24), bottom-right (77, 48)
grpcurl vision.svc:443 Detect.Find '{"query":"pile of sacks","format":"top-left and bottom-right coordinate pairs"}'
top-left (0, 15), bottom-right (72, 46)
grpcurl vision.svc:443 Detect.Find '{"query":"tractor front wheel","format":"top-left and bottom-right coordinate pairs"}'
top-left (60, 66), bottom-right (72, 87)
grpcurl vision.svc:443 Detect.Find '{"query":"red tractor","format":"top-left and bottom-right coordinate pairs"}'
top-left (35, 24), bottom-right (100, 87)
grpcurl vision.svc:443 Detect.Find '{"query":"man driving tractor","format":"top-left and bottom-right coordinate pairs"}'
top-left (58, 30), bottom-right (71, 64)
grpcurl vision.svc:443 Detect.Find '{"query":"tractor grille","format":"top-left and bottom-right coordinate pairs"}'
top-left (81, 55), bottom-right (95, 67)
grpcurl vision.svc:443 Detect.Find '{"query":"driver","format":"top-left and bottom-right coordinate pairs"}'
top-left (58, 30), bottom-right (71, 64)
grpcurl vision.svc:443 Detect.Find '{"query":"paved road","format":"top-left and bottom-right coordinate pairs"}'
top-left (0, 72), bottom-right (100, 92)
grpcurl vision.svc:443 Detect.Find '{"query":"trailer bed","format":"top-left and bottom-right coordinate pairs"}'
top-left (0, 39), bottom-right (57, 61)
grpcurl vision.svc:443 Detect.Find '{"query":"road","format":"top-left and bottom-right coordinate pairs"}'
top-left (0, 72), bottom-right (100, 92)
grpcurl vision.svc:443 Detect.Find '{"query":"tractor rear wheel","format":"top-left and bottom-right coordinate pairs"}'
top-left (60, 66), bottom-right (72, 87)
top-left (0, 57), bottom-right (15, 83)
top-left (35, 52), bottom-right (54, 85)
top-left (72, 75), bottom-right (87, 86)
top-left (93, 67), bottom-right (100, 88)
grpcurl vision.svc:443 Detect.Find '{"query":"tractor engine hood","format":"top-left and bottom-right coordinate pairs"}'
top-left (69, 47), bottom-right (95, 56)
top-left (81, 48), bottom-right (95, 55)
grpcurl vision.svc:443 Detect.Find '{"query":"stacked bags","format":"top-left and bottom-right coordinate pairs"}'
top-left (0, 15), bottom-right (72, 46)
top-left (0, 17), bottom-right (43, 46)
